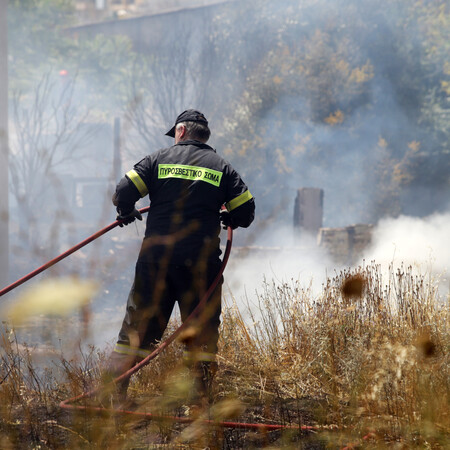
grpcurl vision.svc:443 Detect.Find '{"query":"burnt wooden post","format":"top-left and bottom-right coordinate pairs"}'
top-left (293, 188), bottom-right (323, 236)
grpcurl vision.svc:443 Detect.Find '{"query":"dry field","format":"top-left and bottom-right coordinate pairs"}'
top-left (0, 262), bottom-right (448, 448)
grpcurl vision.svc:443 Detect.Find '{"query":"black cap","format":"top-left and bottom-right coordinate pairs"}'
top-left (165, 109), bottom-right (209, 137)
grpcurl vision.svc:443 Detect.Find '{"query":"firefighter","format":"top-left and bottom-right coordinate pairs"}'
top-left (104, 109), bottom-right (255, 404)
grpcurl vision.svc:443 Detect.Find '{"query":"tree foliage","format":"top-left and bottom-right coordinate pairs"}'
top-left (212, 0), bottom-right (449, 224)
top-left (8, 0), bottom-right (134, 111)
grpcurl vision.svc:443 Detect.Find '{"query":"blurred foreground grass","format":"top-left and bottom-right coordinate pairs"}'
top-left (0, 263), bottom-right (448, 448)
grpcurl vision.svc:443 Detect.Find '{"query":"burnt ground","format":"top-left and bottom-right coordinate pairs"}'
top-left (1, 391), bottom-right (338, 449)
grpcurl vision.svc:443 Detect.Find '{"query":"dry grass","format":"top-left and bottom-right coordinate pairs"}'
top-left (0, 262), bottom-right (448, 448)
top-left (218, 263), bottom-right (449, 447)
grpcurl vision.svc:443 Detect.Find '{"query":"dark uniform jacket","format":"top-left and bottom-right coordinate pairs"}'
top-left (114, 140), bottom-right (255, 266)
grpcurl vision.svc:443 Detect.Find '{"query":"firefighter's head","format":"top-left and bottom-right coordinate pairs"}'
top-left (166, 109), bottom-right (211, 144)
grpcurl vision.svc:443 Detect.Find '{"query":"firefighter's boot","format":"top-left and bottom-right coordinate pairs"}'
top-left (194, 360), bottom-right (218, 407)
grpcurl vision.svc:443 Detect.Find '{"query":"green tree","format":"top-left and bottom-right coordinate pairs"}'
top-left (8, 0), bottom-right (75, 86)
top-left (213, 0), bottom-right (449, 224)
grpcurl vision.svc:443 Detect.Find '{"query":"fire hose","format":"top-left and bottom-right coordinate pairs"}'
top-left (0, 207), bottom-right (335, 436)
top-left (0, 207), bottom-right (151, 297)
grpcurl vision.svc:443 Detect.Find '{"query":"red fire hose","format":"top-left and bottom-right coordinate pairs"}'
top-left (0, 206), bottom-right (149, 298)
top-left (0, 207), bottom-right (332, 436)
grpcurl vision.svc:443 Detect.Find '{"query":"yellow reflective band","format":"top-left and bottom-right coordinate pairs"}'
top-left (158, 164), bottom-right (223, 187)
top-left (114, 343), bottom-right (152, 359)
top-left (226, 190), bottom-right (253, 212)
top-left (126, 169), bottom-right (148, 197)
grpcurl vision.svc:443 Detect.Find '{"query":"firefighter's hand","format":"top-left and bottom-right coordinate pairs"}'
top-left (116, 208), bottom-right (142, 227)
top-left (220, 210), bottom-right (237, 230)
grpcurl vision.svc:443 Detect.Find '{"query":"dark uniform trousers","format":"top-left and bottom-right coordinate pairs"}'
top-left (105, 258), bottom-right (223, 400)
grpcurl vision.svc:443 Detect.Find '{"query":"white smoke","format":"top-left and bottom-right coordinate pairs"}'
top-left (359, 212), bottom-right (450, 299)
top-left (223, 224), bottom-right (338, 312)
top-left (224, 211), bottom-right (450, 318)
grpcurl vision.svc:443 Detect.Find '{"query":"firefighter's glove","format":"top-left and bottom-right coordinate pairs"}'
top-left (220, 210), bottom-right (237, 230)
top-left (116, 208), bottom-right (142, 227)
